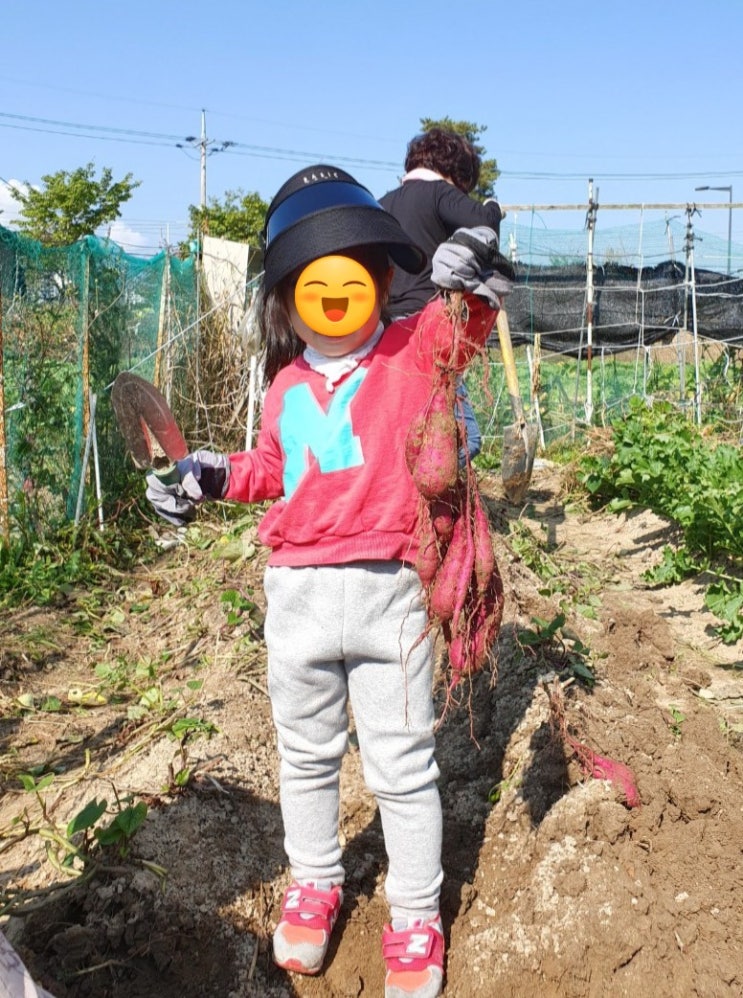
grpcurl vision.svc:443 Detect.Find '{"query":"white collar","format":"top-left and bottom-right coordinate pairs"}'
top-left (303, 322), bottom-right (384, 392)
top-left (402, 167), bottom-right (447, 184)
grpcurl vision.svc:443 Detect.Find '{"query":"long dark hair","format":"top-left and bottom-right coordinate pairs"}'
top-left (404, 128), bottom-right (481, 194)
top-left (257, 245), bottom-right (393, 386)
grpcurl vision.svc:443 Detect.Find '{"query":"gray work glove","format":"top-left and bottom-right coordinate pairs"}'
top-left (145, 450), bottom-right (231, 527)
top-left (431, 226), bottom-right (515, 308)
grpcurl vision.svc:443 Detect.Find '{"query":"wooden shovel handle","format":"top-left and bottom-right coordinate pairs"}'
top-left (496, 306), bottom-right (526, 423)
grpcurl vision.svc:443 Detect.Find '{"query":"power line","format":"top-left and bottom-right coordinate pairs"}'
top-left (0, 109), bottom-right (399, 173)
top-left (0, 110), bottom-right (183, 142)
top-left (2, 109), bottom-right (741, 185)
top-left (0, 120), bottom-right (179, 149)
top-left (176, 110), bottom-right (235, 208)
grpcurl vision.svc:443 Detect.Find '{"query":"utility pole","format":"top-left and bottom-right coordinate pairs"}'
top-left (176, 110), bottom-right (234, 437)
top-left (177, 109), bottom-right (235, 215)
top-left (199, 109), bottom-right (207, 208)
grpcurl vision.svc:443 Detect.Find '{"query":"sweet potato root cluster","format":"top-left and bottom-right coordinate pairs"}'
top-left (406, 362), bottom-right (504, 687)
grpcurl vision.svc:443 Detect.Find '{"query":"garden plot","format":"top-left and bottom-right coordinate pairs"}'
top-left (1, 463), bottom-right (742, 998)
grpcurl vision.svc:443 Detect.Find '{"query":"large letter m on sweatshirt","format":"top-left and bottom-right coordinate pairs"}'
top-left (279, 368), bottom-right (366, 497)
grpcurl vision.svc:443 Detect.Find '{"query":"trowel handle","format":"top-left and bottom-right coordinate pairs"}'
top-left (496, 307), bottom-right (526, 423)
top-left (153, 463), bottom-right (181, 486)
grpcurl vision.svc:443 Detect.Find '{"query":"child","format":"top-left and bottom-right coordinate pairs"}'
top-left (146, 164), bottom-right (512, 998)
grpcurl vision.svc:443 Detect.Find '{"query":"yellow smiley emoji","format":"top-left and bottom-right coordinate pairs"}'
top-left (294, 255), bottom-right (378, 337)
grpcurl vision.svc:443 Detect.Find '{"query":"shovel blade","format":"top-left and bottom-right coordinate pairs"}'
top-left (112, 373), bottom-right (188, 471)
top-left (502, 421), bottom-right (538, 504)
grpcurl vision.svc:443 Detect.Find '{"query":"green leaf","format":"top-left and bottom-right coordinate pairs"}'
top-left (68, 798), bottom-right (108, 836)
top-left (94, 802), bottom-right (148, 846)
top-left (18, 772), bottom-right (55, 793)
top-left (569, 661), bottom-right (596, 686)
top-left (113, 802), bottom-right (148, 837)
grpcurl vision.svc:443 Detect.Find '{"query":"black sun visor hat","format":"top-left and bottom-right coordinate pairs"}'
top-left (262, 165), bottom-right (426, 294)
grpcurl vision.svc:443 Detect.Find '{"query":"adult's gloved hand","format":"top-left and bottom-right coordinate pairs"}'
top-left (432, 226), bottom-right (515, 308)
top-left (145, 450), bottom-right (230, 527)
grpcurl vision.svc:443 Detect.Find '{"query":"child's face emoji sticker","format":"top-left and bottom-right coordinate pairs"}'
top-left (294, 255), bottom-right (378, 337)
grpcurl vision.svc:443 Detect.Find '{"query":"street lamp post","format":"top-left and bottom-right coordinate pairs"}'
top-left (695, 184), bottom-right (733, 275)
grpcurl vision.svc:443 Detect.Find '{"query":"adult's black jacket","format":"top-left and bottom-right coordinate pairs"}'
top-left (379, 178), bottom-right (503, 318)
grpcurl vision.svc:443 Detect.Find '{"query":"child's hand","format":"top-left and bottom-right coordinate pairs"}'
top-left (431, 226), bottom-right (514, 308)
top-left (145, 451), bottom-right (230, 526)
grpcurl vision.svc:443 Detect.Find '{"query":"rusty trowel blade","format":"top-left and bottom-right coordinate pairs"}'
top-left (112, 372), bottom-right (188, 470)
top-left (502, 421), bottom-right (538, 504)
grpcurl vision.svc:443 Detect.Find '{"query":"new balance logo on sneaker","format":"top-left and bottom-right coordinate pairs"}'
top-left (284, 887), bottom-right (302, 910)
top-left (405, 932), bottom-right (433, 957)
top-left (382, 915), bottom-right (445, 998)
top-left (273, 880), bottom-right (343, 976)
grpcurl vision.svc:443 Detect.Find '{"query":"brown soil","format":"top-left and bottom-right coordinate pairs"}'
top-left (2, 463), bottom-right (743, 997)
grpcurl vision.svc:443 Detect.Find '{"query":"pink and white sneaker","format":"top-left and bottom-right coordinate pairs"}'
top-left (273, 880), bottom-right (343, 975)
top-left (382, 915), bottom-right (445, 998)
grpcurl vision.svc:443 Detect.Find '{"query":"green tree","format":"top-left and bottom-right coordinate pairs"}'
top-left (186, 188), bottom-right (268, 273)
top-left (188, 189), bottom-right (268, 246)
top-left (9, 163), bottom-right (141, 246)
top-left (419, 117), bottom-right (499, 201)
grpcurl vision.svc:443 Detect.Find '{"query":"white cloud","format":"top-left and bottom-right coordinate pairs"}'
top-left (0, 179), bottom-right (27, 227)
top-left (103, 219), bottom-right (156, 255)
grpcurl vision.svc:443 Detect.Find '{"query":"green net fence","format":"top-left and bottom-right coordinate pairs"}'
top-left (0, 225), bottom-right (196, 541)
top-left (3, 210), bottom-right (743, 544)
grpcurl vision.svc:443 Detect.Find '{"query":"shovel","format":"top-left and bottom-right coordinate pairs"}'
top-left (111, 372), bottom-right (188, 484)
top-left (495, 306), bottom-right (538, 504)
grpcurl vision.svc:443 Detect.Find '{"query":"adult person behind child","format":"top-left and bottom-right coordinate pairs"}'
top-left (380, 128), bottom-right (506, 462)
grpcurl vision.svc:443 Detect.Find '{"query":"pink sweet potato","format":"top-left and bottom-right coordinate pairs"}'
top-left (428, 512), bottom-right (474, 626)
top-left (404, 409), bottom-right (427, 477)
top-left (447, 564), bottom-right (504, 684)
top-left (415, 506), bottom-right (442, 589)
top-left (408, 378), bottom-right (458, 500)
top-left (430, 494), bottom-right (458, 544)
top-left (446, 627), bottom-right (467, 680)
top-left (407, 295), bottom-right (507, 689)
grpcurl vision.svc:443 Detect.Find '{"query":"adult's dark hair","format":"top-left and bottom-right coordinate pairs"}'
top-left (403, 128), bottom-right (481, 194)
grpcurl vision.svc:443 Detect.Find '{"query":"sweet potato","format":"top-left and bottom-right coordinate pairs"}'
top-left (404, 409), bottom-right (426, 476)
top-left (447, 565), bottom-right (504, 684)
top-left (430, 494), bottom-right (458, 544)
top-left (415, 505), bottom-right (442, 589)
top-left (408, 378), bottom-right (458, 500)
top-left (407, 296), bottom-right (506, 690)
top-left (428, 512), bottom-right (474, 625)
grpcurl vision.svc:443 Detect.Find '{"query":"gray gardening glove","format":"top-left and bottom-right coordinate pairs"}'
top-left (432, 226), bottom-right (515, 307)
top-left (145, 450), bottom-right (231, 527)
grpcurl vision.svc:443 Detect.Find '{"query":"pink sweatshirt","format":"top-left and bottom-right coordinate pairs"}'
top-left (226, 294), bottom-right (497, 566)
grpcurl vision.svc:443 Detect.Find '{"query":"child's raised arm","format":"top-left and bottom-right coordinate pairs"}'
top-left (417, 226), bottom-right (514, 371)
top-left (431, 225), bottom-right (513, 309)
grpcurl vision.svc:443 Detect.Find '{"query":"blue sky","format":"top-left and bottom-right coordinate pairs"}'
top-left (1, 0), bottom-right (741, 256)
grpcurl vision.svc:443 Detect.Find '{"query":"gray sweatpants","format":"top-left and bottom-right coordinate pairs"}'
top-left (263, 560), bottom-right (443, 920)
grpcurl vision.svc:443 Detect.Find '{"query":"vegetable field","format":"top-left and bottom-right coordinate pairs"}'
top-left (2, 453), bottom-right (742, 997)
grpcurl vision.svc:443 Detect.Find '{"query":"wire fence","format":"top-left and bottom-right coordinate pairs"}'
top-left (2, 197), bottom-right (743, 543)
